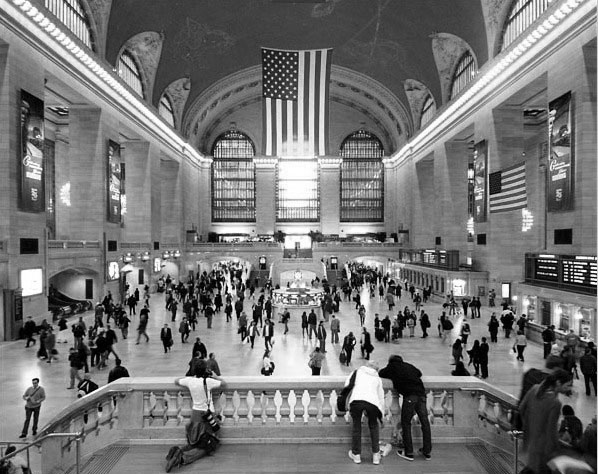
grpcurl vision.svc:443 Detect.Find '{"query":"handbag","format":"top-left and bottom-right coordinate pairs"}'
top-left (339, 350), bottom-right (347, 364)
top-left (336, 370), bottom-right (357, 412)
top-left (202, 379), bottom-right (220, 432)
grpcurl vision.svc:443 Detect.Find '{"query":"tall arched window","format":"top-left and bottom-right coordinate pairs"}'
top-left (450, 51), bottom-right (476, 100)
top-left (211, 131), bottom-right (256, 222)
top-left (340, 130), bottom-right (384, 222)
top-left (420, 94), bottom-right (436, 128)
top-left (117, 50), bottom-right (144, 98)
top-left (158, 93), bottom-right (175, 127)
top-left (45, 0), bottom-right (94, 50)
top-left (501, 0), bottom-right (550, 51)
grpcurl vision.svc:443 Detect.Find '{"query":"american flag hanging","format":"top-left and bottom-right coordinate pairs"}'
top-left (489, 162), bottom-right (527, 213)
top-left (262, 47), bottom-right (332, 157)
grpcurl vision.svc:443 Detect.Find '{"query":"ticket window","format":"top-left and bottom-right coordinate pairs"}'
top-left (330, 256), bottom-right (338, 270)
top-left (259, 256), bottom-right (267, 270)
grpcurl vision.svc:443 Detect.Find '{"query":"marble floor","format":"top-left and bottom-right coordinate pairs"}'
top-left (0, 284), bottom-right (595, 466)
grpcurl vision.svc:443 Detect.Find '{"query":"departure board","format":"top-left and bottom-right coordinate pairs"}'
top-left (535, 258), bottom-right (559, 281)
top-left (561, 257), bottom-right (597, 288)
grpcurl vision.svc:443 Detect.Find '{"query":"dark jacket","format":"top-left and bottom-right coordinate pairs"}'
top-left (379, 359), bottom-right (426, 397)
top-left (579, 353), bottom-right (597, 375)
top-left (108, 366), bottom-right (130, 383)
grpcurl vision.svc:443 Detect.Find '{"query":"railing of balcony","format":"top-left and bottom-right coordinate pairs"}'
top-left (34, 377), bottom-right (518, 473)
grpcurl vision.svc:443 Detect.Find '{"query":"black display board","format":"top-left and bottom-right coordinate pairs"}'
top-left (19, 90), bottom-right (45, 212)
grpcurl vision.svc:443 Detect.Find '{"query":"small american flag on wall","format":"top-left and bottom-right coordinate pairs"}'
top-left (489, 162), bottom-right (527, 213)
top-left (262, 47), bottom-right (332, 157)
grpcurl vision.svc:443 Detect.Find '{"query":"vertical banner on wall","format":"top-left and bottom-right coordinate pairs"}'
top-left (107, 140), bottom-right (122, 223)
top-left (547, 91), bottom-right (573, 211)
top-left (473, 140), bottom-right (488, 222)
top-left (19, 90), bottom-right (45, 212)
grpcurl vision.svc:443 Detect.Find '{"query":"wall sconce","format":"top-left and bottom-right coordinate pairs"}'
top-left (162, 251), bottom-right (171, 260)
top-left (173, 250), bottom-right (181, 258)
top-left (123, 252), bottom-right (133, 263)
top-left (141, 251), bottom-right (150, 262)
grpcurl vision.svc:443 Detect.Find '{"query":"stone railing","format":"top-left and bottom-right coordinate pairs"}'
top-left (36, 376), bottom-right (518, 474)
top-left (189, 242), bottom-right (282, 250)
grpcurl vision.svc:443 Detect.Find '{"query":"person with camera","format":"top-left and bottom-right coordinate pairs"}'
top-left (165, 362), bottom-right (225, 472)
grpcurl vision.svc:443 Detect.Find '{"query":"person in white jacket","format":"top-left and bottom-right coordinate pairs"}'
top-left (346, 361), bottom-right (386, 465)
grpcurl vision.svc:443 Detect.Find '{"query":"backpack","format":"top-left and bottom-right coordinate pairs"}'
top-left (443, 319), bottom-right (454, 330)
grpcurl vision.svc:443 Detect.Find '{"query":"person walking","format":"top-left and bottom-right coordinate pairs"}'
top-left (136, 305), bottom-right (150, 344)
top-left (127, 293), bottom-right (137, 316)
top-left (360, 327), bottom-right (373, 360)
top-left (519, 369), bottom-right (574, 474)
top-left (358, 305), bottom-right (366, 326)
top-left (104, 324), bottom-right (119, 361)
top-left (206, 353), bottom-right (221, 376)
top-left (118, 312), bottom-right (131, 340)
top-left (308, 347), bottom-right (325, 375)
top-left (513, 330), bottom-right (527, 362)
top-left (108, 358), bottom-right (130, 383)
top-left (45, 327), bottom-right (57, 363)
top-left (460, 320), bottom-right (471, 346)
top-left (452, 338), bottom-right (464, 365)
top-left (379, 355), bottom-right (432, 461)
top-left (23, 316), bottom-right (37, 348)
top-left (238, 311), bottom-right (248, 342)
top-left (579, 347), bottom-right (597, 396)
top-left (541, 325), bottom-right (556, 359)
top-left (263, 318), bottom-right (274, 351)
top-left (488, 314), bottom-right (500, 343)
top-left (479, 337), bottom-right (490, 379)
top-left (67, 347), bottom-right (84, 388)
top-left (419, 312), bottom-right (430, 339)
top-left (307, 309), bottom-right (317, 340)
top-left (20, 378), bottom-right (46, 438)
top-left (165, 364), bottom-right (225, 472)
top-left (161, 324), bottom-right (173, 353)
top-left (300, 311), bottom-right (309, 338)
top-left (179, 318), bottom-right (190, 344)
top-left (316, 321), bottom-right (327, 353)
top-left (346, 362), bottom-right (386, 465)
top-left (192, 337), bottom-right (207, 360)
top-left (342, 332), bottom-right (356, 366)
top-left (467, 339), bottom-right (481, 377)
top-left (330, 314), bottom-right (340, 343)
top-left (248, 321), bottom-right (260, 349)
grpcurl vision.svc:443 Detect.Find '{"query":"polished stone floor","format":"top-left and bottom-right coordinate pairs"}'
top-left (1, 284), bottom-right (595, 466)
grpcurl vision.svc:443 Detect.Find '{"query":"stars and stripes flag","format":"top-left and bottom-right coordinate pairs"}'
top-left (489, 162), bottom-right (527, 213)
top-left (262, 47), bottom-right (332, 157)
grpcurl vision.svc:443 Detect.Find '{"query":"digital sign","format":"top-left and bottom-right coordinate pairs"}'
top-left (20, 268), bottom-right (43, 297)
top-left (561, 257), bottom-right (597, 287)
top-left (107, 261), bottom-right (120, 281)
top-left (535, 258), bottom-right (559, 282)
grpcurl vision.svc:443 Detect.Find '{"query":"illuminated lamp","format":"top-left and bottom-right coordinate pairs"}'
top-left (162, 251), bottom-right (171, 259)
top-left (141, 252), bottom-right (151, 262)
top-left (123, 252), bottom-right (133, 263)
top-left (173, 250), bottom-right (181, 258)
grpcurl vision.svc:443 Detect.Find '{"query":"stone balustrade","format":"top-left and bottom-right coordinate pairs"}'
top-left (37, 376), bottom-right (518, 474)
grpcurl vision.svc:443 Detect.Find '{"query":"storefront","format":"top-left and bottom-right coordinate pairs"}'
top-left (517, 284), bottom-right (596, 345)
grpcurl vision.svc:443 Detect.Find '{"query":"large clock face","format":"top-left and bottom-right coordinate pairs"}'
top-left (294, 270), bottom-right (302, 281)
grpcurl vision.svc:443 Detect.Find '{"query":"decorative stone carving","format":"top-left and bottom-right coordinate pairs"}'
top-left (171, 18), bottom-right (235, 66)
top-left (481, 0), bottom-right (511, 57)
top-left (162, 77), bottom-right (191, 131)
top-left (403, 79), bottom-right (434, 131)
top-left (83, 0), bottom-right (112, 57)
top-left (123, 31), bottom-right (164, 103)
top-left (430, 33), bottom-right (475, 105)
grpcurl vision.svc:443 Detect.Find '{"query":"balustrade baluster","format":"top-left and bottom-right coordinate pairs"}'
top-left (301, 390), bottom-right (311, 424)
top-left (329, 390), bottom-right (338, 423)
top-left (175, 392), bottom-right (184, 425)
top-left (260, 391), bottom-right (270, 424)
top-left (288, 390), bottom-right (297, 424)
top-left (232, 390), bottom-right (241, 424)
top-left (147, 391), bottom-right (157, 426)
top-left (274, 390), bottom-right (283, 423)
top-left (315, 390), bottom-right (324, 424)
top-left (246, 390), bottom-right (256, 424)
top-left (162, 392), bottom-right (172, 425)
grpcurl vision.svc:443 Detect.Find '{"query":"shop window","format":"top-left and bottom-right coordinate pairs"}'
top-left (557, 303), bottom-right (571, 332)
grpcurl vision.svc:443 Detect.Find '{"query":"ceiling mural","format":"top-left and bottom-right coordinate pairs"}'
top-left (171, 18), bottom-right (235, 68)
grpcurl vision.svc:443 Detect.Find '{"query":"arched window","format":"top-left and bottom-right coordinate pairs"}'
top-left (211, 131), bottom-right (256, 222)
top-left (501, 0), bottom-right (550, 51)
top-left (45, 0), bottom-right (94, 50)
top-left (158, 93), bottom-right (175, 128)
top-left (450, 51), bottom-right (477, 100)
top-left (420, 95), bottom-right (436, 128)
top-left (339, 130), bottom-right (384, 222)
top-left (117, 50), bottom-right (144, 98)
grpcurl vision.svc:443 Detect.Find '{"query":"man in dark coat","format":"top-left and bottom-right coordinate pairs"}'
top-left (579, 347), bottom-right (597, 396)
top-left (379, 355), bottom-right (432, 461)
top-left (160, 324), bottom-right (173, 353)
top-left (479, 337), bottom-right (490, 379)
top-left (360, 327), bottom-right (373, 360)
top-left (541, 325), bottom-right (556, 359)
top-left (23, 316), bottom-right (37, 347)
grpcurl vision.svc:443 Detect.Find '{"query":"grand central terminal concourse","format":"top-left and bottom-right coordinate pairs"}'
top-left (0, 0), bottom-right (596, 473)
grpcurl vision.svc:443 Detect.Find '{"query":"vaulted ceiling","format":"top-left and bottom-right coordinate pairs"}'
top-left (103, 0), bottom-right (496, 153)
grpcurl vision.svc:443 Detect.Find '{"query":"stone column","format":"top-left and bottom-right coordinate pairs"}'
top-left (121, 140), bottom-right (152, 243)
top-left (160, 158), bottom-right (182, 244)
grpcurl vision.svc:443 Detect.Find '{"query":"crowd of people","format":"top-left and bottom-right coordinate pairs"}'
top-left (11, 260), bottom-right (596, 473)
